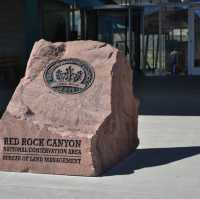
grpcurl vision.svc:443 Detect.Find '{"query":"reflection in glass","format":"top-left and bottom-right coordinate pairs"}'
top-left (141, 5), bottom-right (188, 76)
top-left (98, 15), bottom-right (127, 54)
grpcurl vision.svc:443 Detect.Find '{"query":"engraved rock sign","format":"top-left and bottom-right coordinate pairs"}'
top-left (44, 58), bottom-right (95, 94)
top-left (0, 40), bottom-right (139, 176)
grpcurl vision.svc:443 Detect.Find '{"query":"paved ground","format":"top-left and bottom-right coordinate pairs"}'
top-left (135, 76), bottom-right (200, 116)
top-left (0, 115), bottom-right (199, 199)
top-left (0, 77), bottom-right (200, 198)
top-left (1, 76), bottom-right (200, 116)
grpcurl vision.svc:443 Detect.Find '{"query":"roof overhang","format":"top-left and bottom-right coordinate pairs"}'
top-left (62, 0), bottom-right (112, 8)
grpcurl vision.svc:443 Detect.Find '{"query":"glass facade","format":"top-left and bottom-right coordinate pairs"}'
top-left (141, 6), bottom-right (160, 75)
top-left (96, 9), bottom-right (141, 68)
top-left (98, 13), bottom-right (128, 54)
top-left (112, 0), bottom-right (200, 4)
top-left (141, 5), bottom-right (188, 76)
top-left (64, 0), bottom-right (200, 76)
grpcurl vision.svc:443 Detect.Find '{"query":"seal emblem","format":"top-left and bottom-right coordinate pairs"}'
top-left (44, 58), bottom-right (95, 94)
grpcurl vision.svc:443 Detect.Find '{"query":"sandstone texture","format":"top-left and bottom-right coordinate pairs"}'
top-left (0, 40), bottom-right (139, 176)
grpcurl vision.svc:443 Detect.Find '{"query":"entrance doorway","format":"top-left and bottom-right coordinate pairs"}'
top-left (188, 7), bottom-right (200, 75)
top-left (97, 11), bottom-right (128, 55)
top-left (93, 7), bottom-right (141, 69)
top-left (141, 5), bottom-right (188, 76)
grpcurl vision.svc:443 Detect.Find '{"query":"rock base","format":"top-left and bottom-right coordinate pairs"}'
top-left (0, 40), bottom-right (139, 176)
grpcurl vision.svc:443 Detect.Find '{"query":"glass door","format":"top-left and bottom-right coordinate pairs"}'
top-left (97, 12), bottom-right (128, 55)
top-left (188, 7), bottom-right (200, 75)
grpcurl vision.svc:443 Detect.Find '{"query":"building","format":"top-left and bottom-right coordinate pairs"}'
top-left (65, 0), bottom-right (200, 76)
top-left (0, 0), bottom-right (68, 82)
top-left (1, 0), bottom-right (200, 84)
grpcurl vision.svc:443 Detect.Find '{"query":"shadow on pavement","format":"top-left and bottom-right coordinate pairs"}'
top-left (104, 146), bottom-right (200, 176)
top-left (134, 76), bottom-right (200, 116)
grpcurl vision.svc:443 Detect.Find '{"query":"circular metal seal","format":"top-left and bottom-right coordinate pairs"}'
top-left (43, 58), bottom-right (95, 94)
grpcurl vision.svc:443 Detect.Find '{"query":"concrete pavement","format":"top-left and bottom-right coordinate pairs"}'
top-left (0, 115), bottom-right (199, 199)
top-left (134, 76), bottom-right (200, 116)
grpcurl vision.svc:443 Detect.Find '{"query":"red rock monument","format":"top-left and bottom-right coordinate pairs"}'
top-left (0, 40), bottom-right (139, 176)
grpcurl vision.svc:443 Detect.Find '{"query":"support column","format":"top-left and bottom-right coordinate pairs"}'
top-left (128, 5), bottom-right (133, 68)
top-left (140, 8), bottom-right (145, 73)
top-left (65, 5), bottom-right (71, 41)
top-left (25, 0), bottom-right (40, 57)
top-left (84, 10), bottom-right (88, 40)
top-left (81, 9), bottom-right (87, 40)
top-left (159, 4), bottom-right (163, 72)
